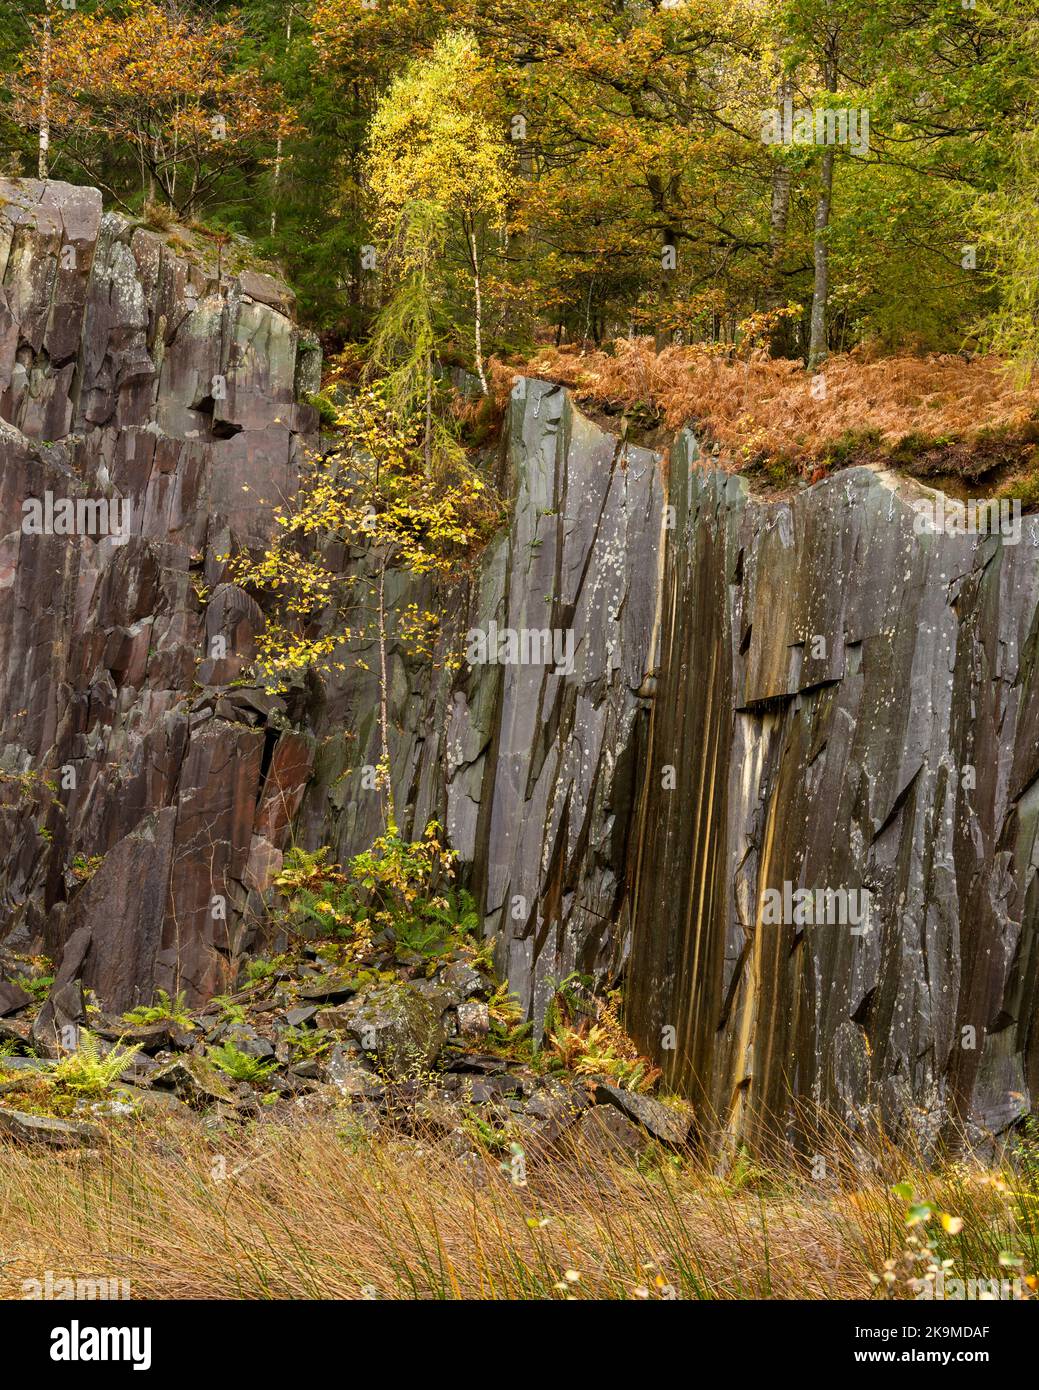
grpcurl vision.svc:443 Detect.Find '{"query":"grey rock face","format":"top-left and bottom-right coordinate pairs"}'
top-left (152, 1055), bottom-right (236, 1107)
top-left (0, 1106), bottom-right (101, 1148)
top-left (336, 984), bottom-right (447, 1078)
top-left (0, 178), bottom-right (317, 1009)
top-left (3, 179), bottom-right (1039, 1151)
top-left (626, 443), bottom-right (1039, 1149)
top-left (478, 381), bottom-right (665, 1021)
top-left (287, 378), bottom-right (664, 1034)
top-left (0, 978), bottom-right (31, 1015)
top-left (456, 999), bottom-right (490, 1037)
top-left (574, 1104), bottom-right (646, 1162)
top-left (437, 961), bottom-right (487, 1003)
top-left (593, 1081), bottom-right (691, 1146)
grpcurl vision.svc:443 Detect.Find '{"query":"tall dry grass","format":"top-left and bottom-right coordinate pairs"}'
top-left (1, 1110), bottom-right (1035, 1300)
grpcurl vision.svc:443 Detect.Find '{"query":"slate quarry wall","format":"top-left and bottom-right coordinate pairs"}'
top-left (627, 442), bottom-right (1039, 1151)
top-left (2, 178), bottom-right (1037, 1147)
top-left (0, 177), bottom-right (320, 1008)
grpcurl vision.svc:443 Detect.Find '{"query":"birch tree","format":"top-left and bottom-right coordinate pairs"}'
top-left (366, 30), bottom-right (509, 399)
top-left (37, 0), bottom-right (52, 178)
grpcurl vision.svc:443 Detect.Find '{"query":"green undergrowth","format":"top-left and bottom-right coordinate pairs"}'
top-left (0, 1030), bottom-right (142, 1120)
top-left (0, 825), bottom-right (672, 1126)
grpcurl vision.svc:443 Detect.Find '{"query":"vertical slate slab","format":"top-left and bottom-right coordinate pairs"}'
top-left (628, 443), bottom-right (1039, 1152)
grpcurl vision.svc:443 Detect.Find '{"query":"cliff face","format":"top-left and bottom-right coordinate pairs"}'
top-left (0, 178), bottom-right (320, 1007)
top-left (0, 179), bottom-right (659, 1033)
top-left (2, 179), bottom-right (1037, 1148)
top-left (627, 442), bottom-right (1039, 1150)
top-left (283, 375), bottom-right (663, 1025)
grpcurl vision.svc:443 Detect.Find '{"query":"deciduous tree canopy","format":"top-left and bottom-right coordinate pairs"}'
top-left (2, 0), bottom-right (1037, 369)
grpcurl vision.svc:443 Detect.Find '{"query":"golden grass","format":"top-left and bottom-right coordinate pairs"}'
top-left (493, 340), bottom-right (1039, 479)
top-left (0, 1109), bottom-right (1035, 1300)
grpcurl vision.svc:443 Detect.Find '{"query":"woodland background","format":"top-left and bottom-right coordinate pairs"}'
top-left (1, 0), bottom-right (1037, 376)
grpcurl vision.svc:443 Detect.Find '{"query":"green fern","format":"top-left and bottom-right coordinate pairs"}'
top-left (210, 995), bottom-right (248, 1025)
top-left (123, 989), bottom-right (194, 1028)
top-left (53, 1030), bottom-right (143, 1099)
top-left (283, 1026), bottom-right (332, 1062)
top-left (208, 1042), bottom-right (279, 1084)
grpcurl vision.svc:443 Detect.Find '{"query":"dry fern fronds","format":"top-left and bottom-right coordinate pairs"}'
top-left (492, 339), bottom-right (1039, 480)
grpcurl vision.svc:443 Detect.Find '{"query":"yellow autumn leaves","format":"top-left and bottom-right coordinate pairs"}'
top-left (365, 29), bottom-right (509, 255)
top-left (230, 383), bottom-right (501, 694)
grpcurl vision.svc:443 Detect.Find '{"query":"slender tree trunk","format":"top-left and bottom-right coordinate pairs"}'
top-left (470, 230), bottom-right (488, 396)
top-left (766, 76), bottom-right (794, 358)
top-left (170, 98), bottom-right (179, 208)
top-left (349, 80), bottom-right (364, 328)
top-left (38, 0), bottom-right (52, 180)
top-left (270, 131), bottom-right (284, 237)
top-left (136, 119), bottom-right (147, 201)
top-left (766, 162), bottom-right (792, 303)
top-left (270, 10), bottom-right (293, 236)
top-left (424, 353), bottom-right (433, 475)
top-left (808, 24), bottom-right (839, 371)
top-left (808, 145), bottom-right (834, 369)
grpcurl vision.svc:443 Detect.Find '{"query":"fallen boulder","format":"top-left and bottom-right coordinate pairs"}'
top-left (593, 1082), bottom-right (692, 1146)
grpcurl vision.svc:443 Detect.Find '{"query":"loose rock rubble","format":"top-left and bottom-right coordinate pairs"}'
top-left (0, 943), bottom-right (694, 1166)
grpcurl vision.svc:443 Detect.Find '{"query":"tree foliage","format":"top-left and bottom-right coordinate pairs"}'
top-left (977, 127), bottom-right (1039, 383)
top-left (366, 29), bottom-right (507, 238)
top-left (3, 0), bottom-right (1038, 362)
top-left (229, 382), bottom-right (501, 812)
top-left (10, 0), bottom-right (295, 214)
top-left (366, 30), bottom-right (508, 401)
